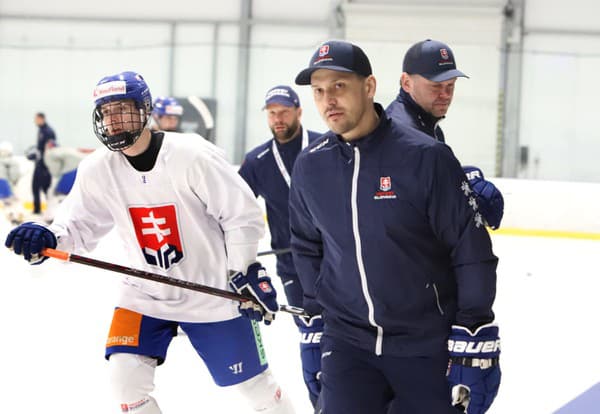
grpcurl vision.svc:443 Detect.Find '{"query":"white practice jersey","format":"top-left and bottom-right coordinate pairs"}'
top-left (49, 132), bottom-right (265, 323)
top-left (0, 156), bottom-right (21, 185)
top-left (44, 146), bottom-right (88, 178)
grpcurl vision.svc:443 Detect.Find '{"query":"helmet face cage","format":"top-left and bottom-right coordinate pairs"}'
top-left (92, 71), bottom-right (152, 151)
top-left (93, 101), bottom-right (149, 151)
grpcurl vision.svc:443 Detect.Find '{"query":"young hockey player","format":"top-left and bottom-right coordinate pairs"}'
top-left (6, 71), bottom-right (296, 414)
top-left (151, 96), bottom-right (183, 132)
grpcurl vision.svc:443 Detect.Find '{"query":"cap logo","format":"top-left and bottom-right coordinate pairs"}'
top-left (319, 45), bottom-right (330, 57)
top-left (440, 49), bottom-right (449, 60)
top-left (265, 88), bottom-right (291, 100)
top-left (93, 80), bottom-right (126, 99)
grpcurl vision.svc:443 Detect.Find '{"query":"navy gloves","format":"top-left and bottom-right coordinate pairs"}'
top-left (229, 262), bottom-right (278, 325)
top-left (462, 166), bottom-right (504, 230)
top-left (5, 222), bottom-right (57, 265)
top-left (296, 314), bottom-right (324, 407)
top-left (447, 324), bottom-right (501, 414)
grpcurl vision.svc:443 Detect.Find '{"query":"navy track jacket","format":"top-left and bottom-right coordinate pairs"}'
top-left (386, 88), bottom-right (446, 142)
top-left (289, 104), bottom-right (498, 357)
top-left (239, 127), bottom-right (321, 277)
top-left (36, 123), bottom-right (56, 167)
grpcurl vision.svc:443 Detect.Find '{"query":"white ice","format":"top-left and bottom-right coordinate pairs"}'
top-left (1, 216), bottom-right (599, 413)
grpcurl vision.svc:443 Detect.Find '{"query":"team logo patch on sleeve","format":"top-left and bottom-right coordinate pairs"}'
top-left (259, 281), bottom-right (273, 293)
top-left (129, 204), bottom-right (184, 270)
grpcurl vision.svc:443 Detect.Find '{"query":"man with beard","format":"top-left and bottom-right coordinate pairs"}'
top-left (239, 85), bottom-right (324, 409)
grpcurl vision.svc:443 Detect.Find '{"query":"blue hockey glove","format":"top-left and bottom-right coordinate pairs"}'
top-left (5, 222), bottom-right (57, 265)
top-left (462, 166), bottom-right (504, 230)
top-left (229, 262), bottom-right (278, 325)
top-left (447, 323), bottom-right (501, 414)
top-left (296, 314), bottom-right (324, 407)
top-left (24, 146), bottom-right (40, 161)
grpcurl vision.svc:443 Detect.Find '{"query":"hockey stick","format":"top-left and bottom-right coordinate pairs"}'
top-left (257, 247), bottom-right (291, 257)
top-left (40, 248), bottom-right (307, 317)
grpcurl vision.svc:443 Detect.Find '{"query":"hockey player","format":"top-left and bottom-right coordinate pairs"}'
top-left (43, 146), bottom-right (90, 222)
top-left (0, 141), bottom-right (20, 194)
top-left (290, 40), bottom-right (501, 414)
top-left (5, 71), bottom-right (296, 414)
top-left (0, 141), bottom-right (24, 224)
top-left (386, 39), bottom-right (504, 230)
top-left (239, 85), bottom-right (323, 408)
top-left (44, 146), bottom-right (89, 196)
top-left (151, 96), bottom-right (183, 132)
top-left (30, 112), bottom-right (57, 215)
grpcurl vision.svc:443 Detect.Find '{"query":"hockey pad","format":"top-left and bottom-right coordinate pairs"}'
top-left (447, 323), bottom-right (501, 414)
top-left (296, 314), bottom-right (324, 405)
top-left (229, 262), bottom-right (278, 325)
top-left (462, 166), bottom-right (504, 230)
top-left (5, 221), bottom-right (57, 265)
top-left (234, 369), bottom-right (296, 413)
top-left (109, 353), bottom-right (161, 414)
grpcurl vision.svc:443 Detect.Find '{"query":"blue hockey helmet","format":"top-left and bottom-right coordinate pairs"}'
top-left (153, 96), bottom-right (183, 117)
top-left (92, 71), bottom-right (153, 151)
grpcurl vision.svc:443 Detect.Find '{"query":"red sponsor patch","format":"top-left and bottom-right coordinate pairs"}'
top-left (440, 48), bottom-right (449, 60)
top-left (319, 44), bottom-right (329, 56)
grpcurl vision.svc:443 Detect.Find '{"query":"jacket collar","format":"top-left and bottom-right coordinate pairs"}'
top-left (397, 88), bottom-right (443, 130)
top-left (273, 125), bottom-right (303, 149)
top-left (333, 103), bottom-right (390, 153)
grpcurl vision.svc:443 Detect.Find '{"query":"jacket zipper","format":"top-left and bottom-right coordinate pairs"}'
top-left (351, 147), bottom-right (384, 355)
top-left (432, 283), bottom-right (444, 315)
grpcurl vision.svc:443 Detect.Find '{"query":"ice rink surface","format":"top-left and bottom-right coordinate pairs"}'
top-left (1, 216), bottom-right (599, 413)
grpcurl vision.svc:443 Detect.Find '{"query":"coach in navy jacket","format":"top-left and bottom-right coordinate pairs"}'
top-left (290, 40), bottom-right (501, 414)
top-left (386, 39), bottom-right (504, 230)
top-left (239, 86), bottom-right (321, 281)
top-left (239, 85), bottom-right (323, 407)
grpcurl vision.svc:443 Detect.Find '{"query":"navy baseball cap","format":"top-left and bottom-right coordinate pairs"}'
top-left (403, 39), bottom-right (468, 82)
top-left (295, 40), bottom-right (372, 85)
top-left (263, 85), bottom-right (300, 109)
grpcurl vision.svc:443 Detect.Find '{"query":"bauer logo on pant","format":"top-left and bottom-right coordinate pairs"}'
top-left (129, 204), bottom-right (184, 270)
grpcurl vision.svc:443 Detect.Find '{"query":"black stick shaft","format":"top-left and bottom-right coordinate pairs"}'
top-left (257, 248), bottom-right (291, 257)
top-left (41, 248), bottom-right (306, 316)
top-left (72, 252), bottom-right (247, 302)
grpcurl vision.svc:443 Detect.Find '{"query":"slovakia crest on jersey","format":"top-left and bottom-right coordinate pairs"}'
top-left (129, 204), bottom-right (184, 270)
top-left (380, 176), bottom-right (392, 192)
